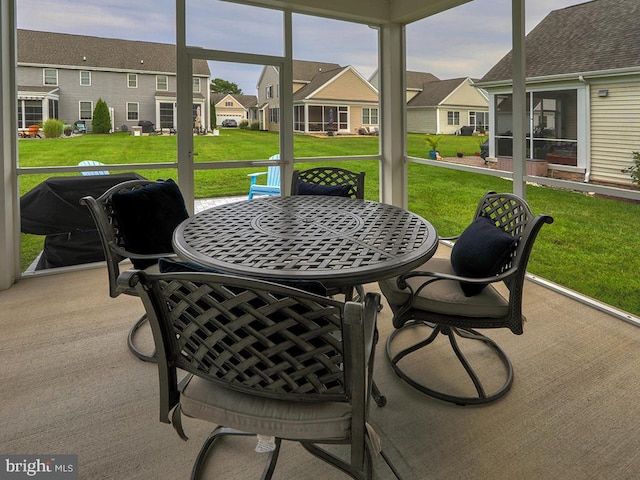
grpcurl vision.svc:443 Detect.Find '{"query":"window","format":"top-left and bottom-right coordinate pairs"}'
top-left (266, 85), bottom-right (273, 99)
top-left (159, 102), bottom-right (174, 129)
top-left (80, 71), bottom-right (91, 86)
top-left (43, 68), bottom-right (58, 86)
top-left (192, 77), bottom-right (200, 93)
top-left (24, 100), bottom-right (43, 126)
top-left (269, 107), bottom-right (280, 123)
top-left (79, 101), bottom-right (93, 120)
top-left (447, 111), bottom-right (460, 126)
top-left (127, 102), bottom-right (139, 121)
top-left (294, 105), bottom-right (305, 131)
top-left (225, 101), bottom-right (233, 106)
top-left (362, 107), bottom-right (378, 125)
top-left (128, 74), bottom-right (137, 88)
top-left (469, 111), bottom-right (489, 132)
top-left (156, 75), bottom-right (168, 91)
top-left (48, 99), bottom-right (59, 120)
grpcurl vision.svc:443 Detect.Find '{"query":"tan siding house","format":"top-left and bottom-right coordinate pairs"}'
top-left (257, 60), bottom-right (378, 134)
top-left (212, 93), bottom-right (258, 127)
top-left (407, 77), bottom-right (489, 134)
top-left (477, 0), bottom-right (640, 187)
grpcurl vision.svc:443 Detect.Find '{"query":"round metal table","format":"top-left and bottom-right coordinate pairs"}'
top-left (173, 195), bottom-right (439, 288)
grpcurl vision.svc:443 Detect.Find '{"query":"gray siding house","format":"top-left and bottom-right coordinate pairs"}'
top-left (17, 30), bottom-right (211, 133)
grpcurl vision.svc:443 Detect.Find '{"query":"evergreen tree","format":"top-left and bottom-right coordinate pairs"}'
top-left (92, 98), bottom-right (111, 133)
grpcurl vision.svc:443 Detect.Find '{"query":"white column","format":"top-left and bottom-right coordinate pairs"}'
top-left (379, 23), bottom-right (407, 208)
top-left (0, 0), bottom-right (19, 290)
top-left (279, 11), bottom-right (294, 196)
top-left (176, 0), bottom-right (195, 214)
top-left (512, 0), bottom-right (526, 197)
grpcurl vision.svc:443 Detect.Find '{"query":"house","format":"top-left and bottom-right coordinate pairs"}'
top-left (406, 77), bottom-right (489, 134)
top-left (17, 30), bottom-right (211, 133)
top-left (476, 0), bottom-right (640, 186)
top-left (370, 71), bottom-right (488, 134)
top-left (256, 60), bottom-right (379, 134)
top-left (370, 70), bottom-right (440, 102)
top-left (211, 93), bottom-right (258, 127)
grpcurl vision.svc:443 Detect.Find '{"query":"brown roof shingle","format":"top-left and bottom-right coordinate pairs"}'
top-left (17, 29), bottom-right (210, 76)
top-left (407, 77), bottom-right (468, 107)
top-left (481, 0), bottom-right (640, 82)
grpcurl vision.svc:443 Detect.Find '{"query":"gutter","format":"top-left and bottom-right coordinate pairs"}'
top-left (476, 66), bottom-right (640, 89)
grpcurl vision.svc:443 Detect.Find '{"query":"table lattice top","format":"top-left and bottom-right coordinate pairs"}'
top-left (173, 196), bottom-right (438, 287)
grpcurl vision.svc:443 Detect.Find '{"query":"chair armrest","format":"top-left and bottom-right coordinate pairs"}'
top-left (397, 266), bottom-right (518, 292)
top-left (247, 171), bottom-right (267, 186)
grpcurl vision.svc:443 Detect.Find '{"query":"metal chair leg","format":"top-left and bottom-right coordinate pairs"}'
top-left (191, 427), bottom-right (281, 480)
top-left (127, 314), bottom-right (156, 363)
top-left (386, 322), bottom-right (513, 405)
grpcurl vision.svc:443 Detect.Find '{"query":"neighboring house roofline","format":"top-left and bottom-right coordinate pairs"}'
top-left (476, 66), bottom-right (640, 89)
top-left (299, 65), bottom-right (378, 100)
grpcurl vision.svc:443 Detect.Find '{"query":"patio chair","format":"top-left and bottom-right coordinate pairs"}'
top-left (80, 179), bottom-right (189, 363)
top-left (248, 154), bottom-right (281, 199)
top-left (119, 269), bottom-right (388, 480)
top-left (290, 166), bottom-right (367, 301)
top-left (26, 124), bottom-right (41, 138)
top-left (379, 191), bottom-right (553, 405)
top-left (291, 166), bottom-right (365, 199)
top-left (78, 160), bottom-right (109, 176)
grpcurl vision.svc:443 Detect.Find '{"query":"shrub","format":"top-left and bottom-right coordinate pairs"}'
top-left (239, 120), bottom-right (249, 129)
top-left (92, 98), bottom-right (111, 133)
top-left (426, 135), bottom-right (443, 151)
top-left (623, 151), bottom-right (640, 185)
top-left (42, 119), bottom-right (64, 138)
top-left (250, 121), bottom-right (260, 131)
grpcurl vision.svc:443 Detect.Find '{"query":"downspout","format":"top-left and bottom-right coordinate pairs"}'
top-left (578, 74), bottom-right (591, 183)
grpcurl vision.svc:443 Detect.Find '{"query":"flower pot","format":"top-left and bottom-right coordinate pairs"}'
top-left (429, 150), bottom-right (438, 160)
top-left (456, 152), bottom-right (464, 158)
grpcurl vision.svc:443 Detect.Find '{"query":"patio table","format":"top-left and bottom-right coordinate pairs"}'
top-left (172, 195), bottom-right (439, 289)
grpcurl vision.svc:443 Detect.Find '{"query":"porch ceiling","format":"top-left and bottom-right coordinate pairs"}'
top-left (223, 0), bottom-right (472, 25)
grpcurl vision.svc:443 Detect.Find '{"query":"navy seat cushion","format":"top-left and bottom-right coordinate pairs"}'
top-left (111, 179), bottom-right (188, 269)
top-left (450, 216), bottom-right (517, 297)
top-left (297, 181), bottom-right (351, 197)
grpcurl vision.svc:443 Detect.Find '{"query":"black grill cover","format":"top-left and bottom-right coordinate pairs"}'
top-left (21, 173), bottom-right (145, 269)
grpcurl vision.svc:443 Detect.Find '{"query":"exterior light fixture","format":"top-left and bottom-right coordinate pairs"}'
top-left (598, 89), bottom-right (609, 97)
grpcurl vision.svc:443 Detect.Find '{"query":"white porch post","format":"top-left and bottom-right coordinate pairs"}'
top-left (512, 0), bottom-right (526, 197)
top-left (379, 23), bottom-right (407, 208)
top-left (280, 11), bottom-right (294, 196)
top-left (0, 0), bottom-right (19, 290)
top-left (176, 0), bottom-right (195, 214)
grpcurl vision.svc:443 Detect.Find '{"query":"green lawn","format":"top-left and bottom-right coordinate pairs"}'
top-left (18, 130), bottom-right (640, 316)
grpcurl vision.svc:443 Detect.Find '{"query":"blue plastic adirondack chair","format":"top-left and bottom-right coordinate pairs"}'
top-left (247, 154), bottom-right (280, 199)
top-left (78, 160), bottom-right (109, 176)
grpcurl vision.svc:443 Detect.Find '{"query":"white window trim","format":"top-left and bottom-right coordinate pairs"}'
top-left (79, 101), bottom-right (93, 120)
top-left (43, 68), bottom-right (58, 86)
top-left (128, 74), bottom-right (138, 88)
top-left (127, 102), bottom-right (140, 121)
top-left (80, 71), bottom-right (91, 86)
top-left (192, 77), bottom-right (200, 93)
top-left (156, 75), bottom-right (168, 91)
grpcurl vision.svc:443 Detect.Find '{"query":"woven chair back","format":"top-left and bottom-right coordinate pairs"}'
top-left (292, 167), bottom-right (365, 199)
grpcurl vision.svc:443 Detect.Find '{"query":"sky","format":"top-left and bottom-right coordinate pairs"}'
top-left (17, 0), bottom-right (585, 95)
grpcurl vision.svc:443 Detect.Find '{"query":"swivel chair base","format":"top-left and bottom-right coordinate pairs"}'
top-left (127, 314), bottom-right (156, 363)
top-left (386, 322), bottom-right (513, 406)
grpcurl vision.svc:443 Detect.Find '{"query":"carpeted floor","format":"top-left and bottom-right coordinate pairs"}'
top-left (1, 263), bottom-right (640, 479)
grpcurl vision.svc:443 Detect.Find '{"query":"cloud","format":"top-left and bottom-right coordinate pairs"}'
top-left (17, 0), bottom-right (584, 94)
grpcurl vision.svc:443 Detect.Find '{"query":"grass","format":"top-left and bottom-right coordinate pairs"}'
top-left (18, 130), bottom-right (640, 316)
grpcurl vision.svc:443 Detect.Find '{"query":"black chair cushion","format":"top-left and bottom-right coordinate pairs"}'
top-left (450, 216), bottom-right (517, 297)
top-left (296, 180), bottom-right (351, 197)
top-left (111, 179), bottom-right (188, 269)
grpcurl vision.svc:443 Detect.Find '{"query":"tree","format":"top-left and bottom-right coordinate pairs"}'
top-left (210, 100), bottom-right (217, 128)
top-left (92, 98), bottom-right (111, 133)
top-left (210, 78), bottom-right (242, 94)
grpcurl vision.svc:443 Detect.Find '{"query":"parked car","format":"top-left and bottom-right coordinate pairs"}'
top-left (221, 119), bottom-right (238, 127)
